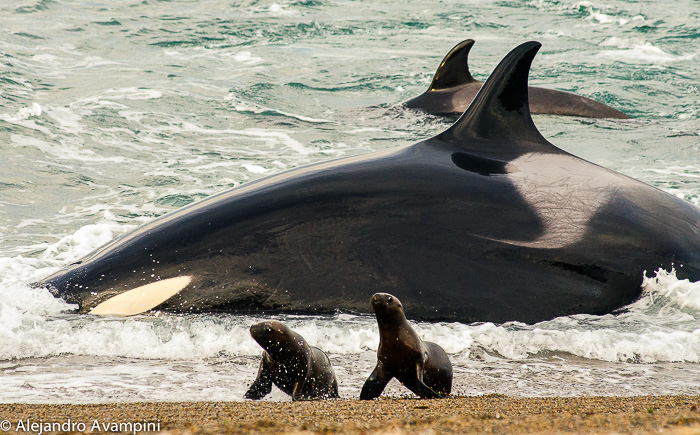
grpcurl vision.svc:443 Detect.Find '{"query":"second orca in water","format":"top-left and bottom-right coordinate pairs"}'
top-left (404, 39), bottom-right (629, 119)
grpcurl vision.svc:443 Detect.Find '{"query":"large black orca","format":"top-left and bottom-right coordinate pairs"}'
top-left (405, 39), bottom-right (630, 119)
top-left (36, 41), bottom-right (699, 324)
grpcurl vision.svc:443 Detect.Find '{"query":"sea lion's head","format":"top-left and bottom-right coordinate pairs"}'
top-left (250, 320), bottom-right (294, 354)
top-left (370, 293), bottom-right (406, 323)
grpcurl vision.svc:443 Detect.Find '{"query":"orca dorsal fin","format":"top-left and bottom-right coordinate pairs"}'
top-left (429, 39), bottom-right (477, 91)
top-left (438, 41), bottom-right (557, 157)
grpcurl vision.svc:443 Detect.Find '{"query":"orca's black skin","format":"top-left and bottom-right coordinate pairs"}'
top-left (405, 39), bottom-right (630, 119)
top-left (37, 42), bottom-right (700, 324)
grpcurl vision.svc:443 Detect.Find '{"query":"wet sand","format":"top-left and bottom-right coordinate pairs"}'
top-left (2, 396), bottom-right (700, 434)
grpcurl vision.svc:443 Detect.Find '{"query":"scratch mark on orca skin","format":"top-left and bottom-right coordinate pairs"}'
top-left (495, 153), bottom-right (625, 249)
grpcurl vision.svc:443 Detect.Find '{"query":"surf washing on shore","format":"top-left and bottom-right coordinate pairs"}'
top-left (1, 0), bottom-right (700, 402)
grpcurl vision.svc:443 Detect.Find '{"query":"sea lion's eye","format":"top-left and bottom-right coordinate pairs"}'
top-left (265, 326), bottom-right (272, 333)
top-left (388, 296), bottom-right (393, 303)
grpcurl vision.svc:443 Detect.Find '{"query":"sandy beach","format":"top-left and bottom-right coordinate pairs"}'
top-left (2, 396), bottom-right (700, 434)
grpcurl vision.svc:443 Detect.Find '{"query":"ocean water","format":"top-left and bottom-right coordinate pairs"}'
top-left (1, 0), bottom-right (700, 403)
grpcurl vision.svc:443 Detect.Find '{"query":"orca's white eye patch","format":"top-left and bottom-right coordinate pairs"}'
top-left (89, 276), bottom-right (192, 316)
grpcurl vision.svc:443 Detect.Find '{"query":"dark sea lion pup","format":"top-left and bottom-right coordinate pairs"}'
top-left (360, 293), bottom-right (452, 400)
top-left (245, 320), bottom-right (339, 401)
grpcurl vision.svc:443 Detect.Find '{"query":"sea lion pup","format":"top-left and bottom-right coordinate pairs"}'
top-left (360, 293), bottom-right (452, 400)
top-left (244, 320), bottom-right (339, 401)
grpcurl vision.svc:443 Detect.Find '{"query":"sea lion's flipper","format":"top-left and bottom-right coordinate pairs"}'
top-left (359, 363), bottom-right (391, 400)
top-left (409, 362), bottom-right (446, 399)
top-left (291, 382), bottom-right (305, 401)
top-left (244, 352), bottom-right (273, 400)
top-left (438, 41), bottom-right (561, 158)
top-left (330, 377), bottom-right (340, 399)
top-left (429, 39), bottom-right (477, 91)
top-left (291, 351), bottom-right (315, 401)
top-left (312, 347), bottom-right (341, 399)
top-left (410, 378), bottom-right (445, 399)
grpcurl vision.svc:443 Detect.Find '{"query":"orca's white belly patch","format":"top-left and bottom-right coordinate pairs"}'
top-left (89, 276), bottom-right (192, 316)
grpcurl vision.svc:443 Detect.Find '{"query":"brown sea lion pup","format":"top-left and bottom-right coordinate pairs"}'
top-left (244, 320), bottom-right (339, 401)
top-left (360, 293), bottom-right (452, 400)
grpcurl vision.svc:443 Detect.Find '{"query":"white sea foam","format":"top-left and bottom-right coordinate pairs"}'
top-left (10, 134), bottom-right (131, 164)
top-left (598, 37), bottom-right (696, 64)
top-left (20, 47), bottom-right (119, 80)
top-left (585, 12), bottom-right (644, 26)
top-left (268, 3), bottom-right (300, 17)
top-left (528, 1), bottom-right (645, 28)
top-left (588, 13), bottom-right (617, 24)
top-left (45, 105), bottom-right (84, 132)
top-left (100, 88), bottom-right (164, 101)
top-left (641, 268), bottom-right (700, 311)
top-left (136, 119), bottom-right (319, 156)
top-left (241, 163), bottom-right (269, 174)
top-left (231, 51), bottom-right (263, 65)
top-left (0, 102), bottom-right (42, 122)
top-left (39, 223), bottom-right (131, 264)
top-left (0, 103), bottom-right (49, 134)
top-left (30, 51), bottom-right (118, 71)
top-left (226, 94), bottom-right (333, 123)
